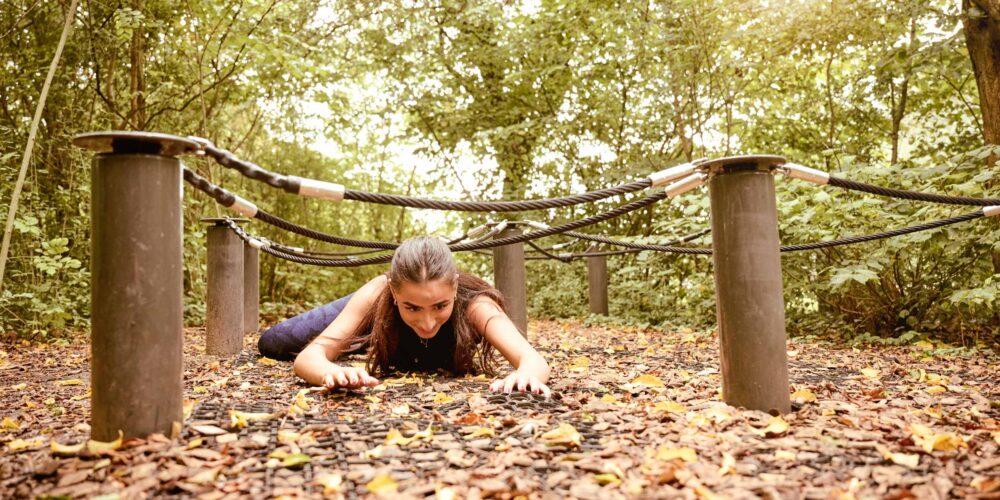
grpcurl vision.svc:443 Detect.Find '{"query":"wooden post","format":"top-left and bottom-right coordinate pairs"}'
top-left (707, 155), bottom-right (790, 414)
top-left (74, 131), bottom-right (197, 441)
top-left (492, 227), bottom-right (528, 336)
top-left (586, 245), bottom-right (609, 315)
top-left (204, 219), bottom-right (244, 355)
top-left (243, 242), bottom-right (260, 335)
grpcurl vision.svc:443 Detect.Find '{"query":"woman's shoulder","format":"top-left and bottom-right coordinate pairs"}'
top-left (357, 274), bottom-right (389, 298)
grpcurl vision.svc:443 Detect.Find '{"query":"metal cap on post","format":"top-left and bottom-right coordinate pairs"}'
top-left (202, 218), bottom-right (246, 356)
top-left (586, 244), bottom-right (609, 315)
top-left (73, 131), bottom-right (198, 441)
top-left (704, 155), bottom-right (791, 414)
top-left (492, 226), bottom-right (529, 336)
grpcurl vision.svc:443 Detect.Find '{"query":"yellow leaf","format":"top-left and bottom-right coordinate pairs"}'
top-left (718, 452), bottom-right (736, 475)
top-left (7, 438), bottom-right (45, 451)
top-left (229, 410), bottom-right (272, 429)
top-left (54, 379), bottom-right (85, 386)
top-left (601, 394), bottom-right (618, 404)
top-left (11, 383), bottom-right (27, 390)
top-left (468, 427), bottom-right (495, 438)
top-left (293, 389), bottom-right (312, 411)
top-left (923, 406), bottom-right (943, 419)
top-left (385, 428), bottom-right (412, 447)
top-left (50, 440), bottom-right (86, 456)
top-left (653, 401), bottom-right (686, 413)
top-left (791, 388), bottom-right (817, 403)
top-left (87, 430), bottom-right (123, 453)
top-left (391, 403), bottom-right (410, 416)
top-left (909, 424), bottom-right (966, 453)
top-left (187, 437), bottom-right (204, 449)
top-left (926, 386), bottom-right (946, 395)
top-left (694, 485), bottom-right (723, 500)
top-left (774, 450), bottom-right (796, 461)
top-left (860, 368), bottom-right (880, 379)
top-left (193, 386), bottom-right (209, 394)
top-left (750, 416), bottom-right (790, 437)
top-left (257, 357), bottom-right (278, 366)
top-left (630, 374), bottom-right (665, 387)
top-left (568, 356), bottom-right (590, 371)
top-left (278, 429), bottom-right (301, 445)
top-left (433, 393), bottom-right (454, 404)
top-left (541, 423), bottom-right (582, 448)
top-left (436, 486), bottom-right (458, 500)
top-left (316, 473), bottom-right (343, 494)
top-left (282, 453), bottom-right (311, 468)
top-left (365, 445), bottom-right (385, 459)
top-left (655, 446), bottom-right (698, 462)
top-left (364, 395), bottom-right (382, 404)
top-left (2, 417), bottom-right (19, 431)
top-left (875, 444), bottom-right (919, 468)
top-left (366, 473), bottom-right (398, 495)
top-left (593, 473), bottom-right (621, 485)
top-left (914, 340), bottom-right (935, 351)
top-left (70, 390), bottom-right (91, 401)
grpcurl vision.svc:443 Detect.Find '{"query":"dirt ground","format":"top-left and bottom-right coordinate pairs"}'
top-left (1, 320), bottom-right (998, 499)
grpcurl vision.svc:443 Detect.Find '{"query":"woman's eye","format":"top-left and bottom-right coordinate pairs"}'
top-left (435, 303), bottom-right (449, 310)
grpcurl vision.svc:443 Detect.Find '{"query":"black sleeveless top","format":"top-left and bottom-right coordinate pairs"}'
top-left (387, 311), bottom-right (458, 373)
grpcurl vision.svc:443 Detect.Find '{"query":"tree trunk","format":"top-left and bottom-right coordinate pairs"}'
top-left (961, 0), bottom-right (1000, 270)
top-left (129, 0), bottom-right (146, 130)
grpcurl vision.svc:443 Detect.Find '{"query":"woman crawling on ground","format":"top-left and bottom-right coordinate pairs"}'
top-left (258, 236), bottom-right (551, 396)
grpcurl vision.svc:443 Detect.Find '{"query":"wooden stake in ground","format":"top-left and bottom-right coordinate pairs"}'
top-left (0, 0), bottom-right (79, 291)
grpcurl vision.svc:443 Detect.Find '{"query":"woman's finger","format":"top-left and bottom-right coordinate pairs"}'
top-left (503, 374), bottom-right (517, 394)
top-left (516, 376), bottom-right (529, 392)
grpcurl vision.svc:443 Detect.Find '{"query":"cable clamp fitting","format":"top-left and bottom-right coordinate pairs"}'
top-left (247, 238), bottom-right (268, 250)
top-left (525, 221), bottom-right (550, 231)
top-left (466, 224), bottom-right (490, 239)
top-left (559, 252), bottom-right (573, 259)
top-left (551, 242), bottom-right (572, 251)
top-left (984, 206), bottom-right (1000, 218)
top-left (229, 196), bottom-right (259, 218)
top-left (665, 173), bottom-right (708, 198)
top-left (782, 163), bottom-right (830, 185)
top-left (288, 176), bottom-right (346, 202)
top-left (186, 136), bottom-right (213, 156)
top-left (649, 163), bottom-right (698, 187)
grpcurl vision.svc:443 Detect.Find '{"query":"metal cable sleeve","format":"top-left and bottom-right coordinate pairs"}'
top-left (183, 167), bottom-right (236, 206)
top-left (780, 211), bottom-right (983, 252)
top-left (203, 145), bottom-right (294, 191)
top-left (827, 176), bottom-right (1000, 206)
top-left (342, 179), bottom-right (652, 212)
top-left (254, 210), bottom-right (400, 250)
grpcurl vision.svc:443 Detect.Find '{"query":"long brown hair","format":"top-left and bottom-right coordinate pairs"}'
top-left (351, 237), bottom-right (503, 377)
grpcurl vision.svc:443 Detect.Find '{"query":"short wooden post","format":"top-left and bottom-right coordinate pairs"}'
top-left (203, 219), bottom-right (244, 355)
top-left (586, 245), bottom-right (609, 315)
top-left (73, 131), bottom-right (197, 441)
top-left (707, 155), bottom-right (790, 414)
top-left (492, 227), bottom-right (528, 336)
top-left (243, 242), bottom-right (260, 335)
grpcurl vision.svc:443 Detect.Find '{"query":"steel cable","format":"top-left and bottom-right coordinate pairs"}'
top-left (827, 176), bottom-right (1000, 206)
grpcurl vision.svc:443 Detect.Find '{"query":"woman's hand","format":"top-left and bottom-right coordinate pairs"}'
top-left (322, 365), bottom-right (380, 390)
top-left (490, 371), bottom-right (551, 398)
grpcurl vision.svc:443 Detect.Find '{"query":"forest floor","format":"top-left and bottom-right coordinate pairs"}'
top-left (1, 320), bottom-right (998, 499)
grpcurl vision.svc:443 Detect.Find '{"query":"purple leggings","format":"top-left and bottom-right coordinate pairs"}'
top-left (257, 293), bottom-right (354, 361)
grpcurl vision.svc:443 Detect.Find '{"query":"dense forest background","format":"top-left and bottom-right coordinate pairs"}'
top-left (1, 0), bottom-right (998, 346)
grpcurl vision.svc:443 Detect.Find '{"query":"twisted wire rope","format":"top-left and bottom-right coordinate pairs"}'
top-left (827, 176), bottom-right (1000, 206)
top-left (203, 143), bottom-right (654, 212)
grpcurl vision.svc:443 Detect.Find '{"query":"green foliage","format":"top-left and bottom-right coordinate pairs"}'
top-left (1, 0), bottom-right (997, 347)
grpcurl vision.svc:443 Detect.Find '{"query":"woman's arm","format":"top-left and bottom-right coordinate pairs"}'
top-left (468, 297), bottom-right (551, 396)
top-left (292, 275), bottom-right (386, 388)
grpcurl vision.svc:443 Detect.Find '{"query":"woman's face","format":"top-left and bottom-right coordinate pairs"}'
top-left (392, 277), bottom-right (457, 340)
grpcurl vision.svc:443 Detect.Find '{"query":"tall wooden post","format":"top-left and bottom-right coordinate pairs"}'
top-left (492, 227), bottom-right (528, 336)
top-left (243, 242), bottom-right (260, 335)
top-left (586, 245), bottom-right (609, 315)
top-left (203, 219), bottom-right (244, 356)
top-left (73, 131), bottom-right (197, 441)
top-left (707, 155), bottom-right (790, 414)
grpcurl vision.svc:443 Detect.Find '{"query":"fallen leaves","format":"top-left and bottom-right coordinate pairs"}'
top-left (540, 423), bottom-right (581, 448)
top-left (909, 423), bottom-right (967, 454)
top-left (749, 415), bottom-right (790, 437)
